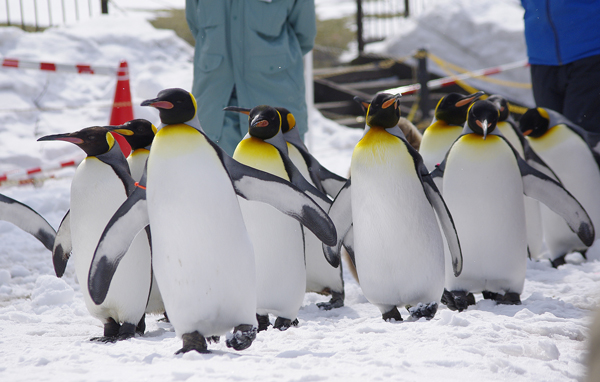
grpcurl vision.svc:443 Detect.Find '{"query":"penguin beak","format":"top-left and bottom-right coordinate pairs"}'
top-left (382, 94), bottom-right (402, 109)
top-left (456, 91), bottom-right (485, 107)
top-left (224, 106), bottom-right (251, 115)
top-left (37, 132), bottom-right (84, 145)
top-left (482, 120), bottom-right (489, 140)
top-left (522, 129), bottom-right (533, 136)
top-left (141, 98), bottom-right (173, 109)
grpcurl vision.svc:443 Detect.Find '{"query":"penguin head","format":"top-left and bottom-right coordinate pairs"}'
top-left (225, 105), bottom-right (281, 140)
top-left (141, 88), bottom-right (197, 125)
top-left (276, 107), bottom-right (296, 134)
top-left (466, 100), bottom-right (499, 139)
top-left (108, 119), bottom-right (157, 150)
top-left (486, 95), bottom-right (510, 122)
top-left (435, 91), bottom-right (485, 125)
top-left (38, 126), bottom-right (116, 157)
top-left (518, 108), bottom-right (550, 138)
top-left (357, 92), bottom-right (402, 129)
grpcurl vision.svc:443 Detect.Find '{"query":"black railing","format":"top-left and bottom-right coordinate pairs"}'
top-left (356, 0), bottom-right (412, 54)
top-left (2, 0), bottom-right (105, 30)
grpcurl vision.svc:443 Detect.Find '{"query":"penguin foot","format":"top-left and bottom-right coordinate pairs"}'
top-left (256, 314), bottom-right (271, 332)
top-left (408, 302), bottom-right (438, 320)
top-left (207, 336), bottom-right (220, 344)
top-left (117, 322), bottom-right (137, 341)
top-left (382, 307), bottom-right (403, 322)
top-left (136, 314), bottom-right (146, 335)
top-left (90, 318), bottom-right (121, 342)
top-left (273, 317), bottom-right (299, 331)
top-left (176, 331), bottom-right (210, 354)
top-left (441, 289), bottom-right (475, 312)
top-left (482, 291), bottom-right (501, 300)
top-left (550, 254), bottom-right (567, 268)
top-left (495, 292), bottom-right (521, 305)
top-left (316, 290), bottom-right (345, 311)
top-left (226, 324), bottom-right (257, 351)
top-left (158, 312), bottom-right (169, 323)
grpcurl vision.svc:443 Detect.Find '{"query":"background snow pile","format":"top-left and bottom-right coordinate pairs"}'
top-left (372, 0), bottom-right (534, 107)
top-left (0, 1), bottom-right (599, 381)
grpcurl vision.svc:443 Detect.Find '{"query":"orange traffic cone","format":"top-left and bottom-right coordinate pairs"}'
top-left (109, 60), bottom-right (133, 157)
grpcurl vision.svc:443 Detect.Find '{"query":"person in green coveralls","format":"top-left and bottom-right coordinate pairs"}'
top-left (186, 0), bottom-right (317, 156)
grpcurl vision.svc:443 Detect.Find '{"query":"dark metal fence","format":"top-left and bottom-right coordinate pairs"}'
top-left (357, 0), bottom-right (427, 54)
top-left (1, 0), bottom-right (106, 30)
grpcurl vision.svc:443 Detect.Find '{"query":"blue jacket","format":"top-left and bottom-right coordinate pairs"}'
top-left (186, 0), bottom-right (316, 143)
top-left (522, 0), bottom-right (600, 65)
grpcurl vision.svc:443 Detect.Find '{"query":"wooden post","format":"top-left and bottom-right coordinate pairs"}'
top-left (101, 0), bottom-right (108, 14)
top-left (404, 0), bottom-right (410, 17)
top-left (356, 0), bottom-right (364, 55)
top-left (416, 49), bottom-right (430, 120)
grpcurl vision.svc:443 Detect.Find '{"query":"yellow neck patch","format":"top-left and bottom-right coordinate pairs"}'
top-left (233, 137), bottom-right (289, 180)
top-left (353, 126), bottom-right (403, 165)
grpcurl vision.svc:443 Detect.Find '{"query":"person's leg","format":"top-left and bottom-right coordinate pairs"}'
top-left (563, 54), bottom-right (600, 133)
top-left (218, 89), bottom-right (246, 156)
top-left (530, 64), bottom-right (565, 113)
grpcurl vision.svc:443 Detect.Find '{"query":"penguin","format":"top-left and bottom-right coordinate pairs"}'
top-left (226, 104), bottom-right (339, 328)
top-left (519, 107), bottom-right (600, 267)
top-left (107, 120), bottom-right (165, 317)
top-left (419, 91), bottom-right (485, 178)
top-left (38, 126), bottom-right (152, 342)
top-left (487, 95), bottom-right (544, 261)
top-left (261, 106), bottom-right (345, 310)
top-left (88, 88), bottom-right (336, 354)
top-left (324, 92), bottom-right (463, 322)
top-left (0, 193), bottom-right (56, 251)
top-left (108, 119), bottom-right (156, 181)
top-left (437, 100), bottom-right (595, 311)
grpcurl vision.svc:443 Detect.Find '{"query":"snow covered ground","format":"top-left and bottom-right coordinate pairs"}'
top-left (1, 1), bottom-right (600, 381)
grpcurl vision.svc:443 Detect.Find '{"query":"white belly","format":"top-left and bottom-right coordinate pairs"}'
top-left (70, 158), bottom-right (151, 324)
top-left (239, 197), bottom-right (306, 319)
top-left (351, 135), bottom-right (445, 309)
top-left (147, 128), bottom-right (256, 337)
top-left (443, 135), bottom-right (527, 294)
top-left (527, 125), bottom-right (600, 258)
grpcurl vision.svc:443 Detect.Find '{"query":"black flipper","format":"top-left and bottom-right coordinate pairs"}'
top-left (209, 139), bottom-right (337, 247)
top-left (322, 178), bottom-right (352, 268)
top-left (0, 193), bottom-right (56, 251)
top-left (53, 210), bottom-right (72, 277)
top-left (88, 170), bottom-right (150, 305)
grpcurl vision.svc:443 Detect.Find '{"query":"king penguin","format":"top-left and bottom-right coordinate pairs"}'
top-left (38, 126), bottom-right (152, 342)
top-left (226, 104), bottom-right (338, 329)
top-left (487, 95), bottom-right (545, 261)
top-left (324, 92), bottom-right (463, 322)
top-left (419, 92), bottom-right (484, 180)
top-left (88, 88), bottom-right (336, 354)
top-left (438, 100), bottom-right (594, 311)
top-left (519, 107), bottom-right (600, 267)
top-left (0, 193), bottom-right (56, 251)
top-left (109, 119), bottom-right (157, 181)
top-left (108, 120), bottom-right (165, 317)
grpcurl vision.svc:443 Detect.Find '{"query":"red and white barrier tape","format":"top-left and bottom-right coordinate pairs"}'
top-left (388, 59), bottom-right (530, 95)
top-left (1, 56), bottom-right (117, 76)
top-left (0, 155), bottom-right (85, 186)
